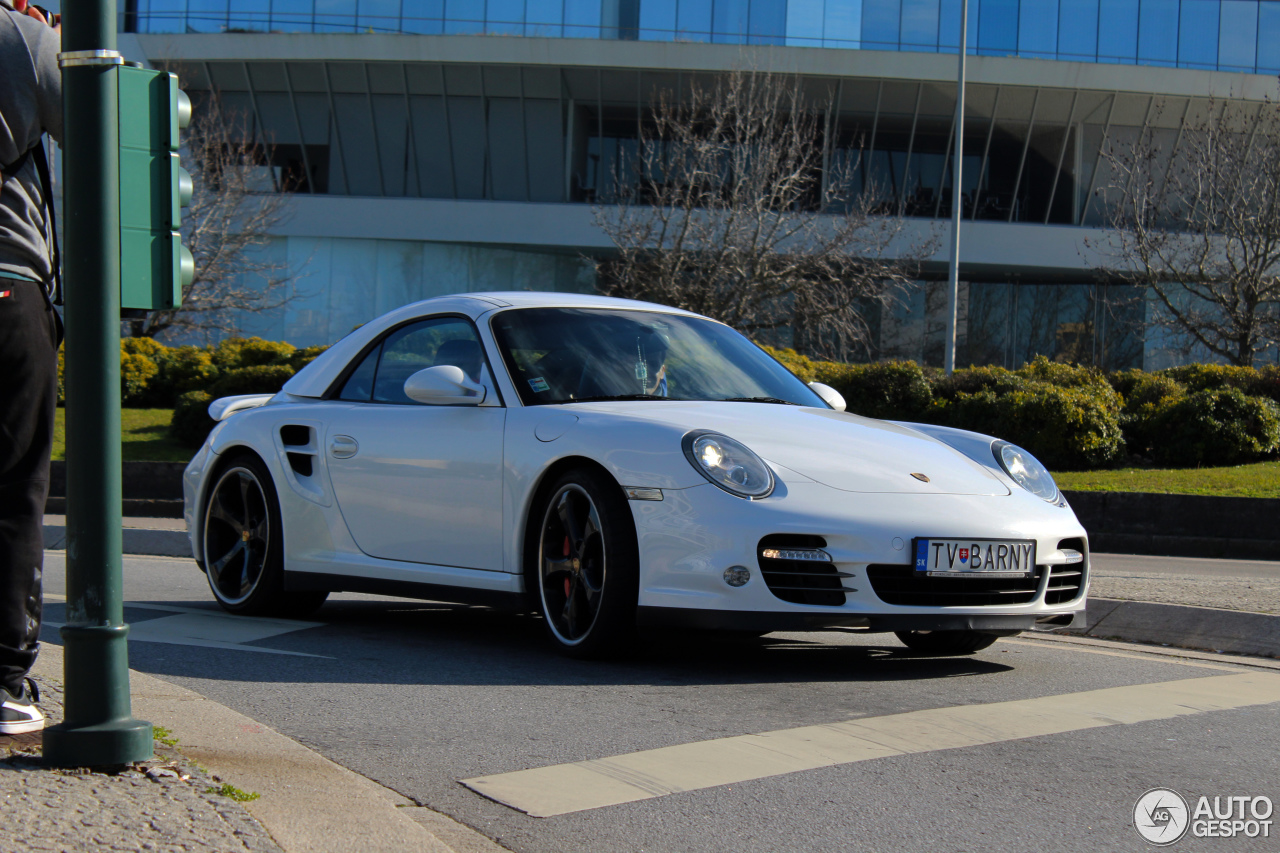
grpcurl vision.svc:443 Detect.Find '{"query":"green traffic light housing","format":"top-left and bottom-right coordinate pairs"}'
top-left (118, 65), bottom-right (194, 311)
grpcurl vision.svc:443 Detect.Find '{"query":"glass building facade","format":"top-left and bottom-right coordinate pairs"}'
top-left (129, 0), bottom-right (1280, 74)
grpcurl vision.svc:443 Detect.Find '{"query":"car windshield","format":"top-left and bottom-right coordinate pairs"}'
top-left (491, 307), bottom-right (826, 407)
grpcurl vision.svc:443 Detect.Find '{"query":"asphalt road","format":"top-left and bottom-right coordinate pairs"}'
top-left (40, 552), bottom-right (1280, 853)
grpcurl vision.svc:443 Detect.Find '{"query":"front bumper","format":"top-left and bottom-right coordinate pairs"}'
top-left (631, 480), bottom-right (1089, 632)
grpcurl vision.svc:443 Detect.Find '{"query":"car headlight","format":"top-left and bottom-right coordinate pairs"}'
top-left (682, 431), bottom-right (775, 499)
top-left (993, 441), bottom-right (1059, 502)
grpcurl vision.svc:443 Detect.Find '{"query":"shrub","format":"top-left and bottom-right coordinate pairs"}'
top-left (760, 345), bottom-right (816, 383)
top-left (121, 336), bottom-right (166, 360)
top-left (940, 383), bottom-right (1125, 470)
top-left (170, 390), bottom-right (215, 448)
top-left (120, 350), bottom-right (159, 405)
top-left (931, 365), bottom-right (1027, 399)
top-left (1016, 355), bottom-right (1110, 391)
top-left (814, 360), bottom-right (933, 421)
top-left (288, 345), bottom-right (329, 372)
top-left (206, 364), bottom-right (296, 399)
top-left (1113, 372), bottom-right (1188, 456)
top-left (1158, 363), bottom-right (1257, 393)
top-left (1248, 365), bottom-right (1280, 405)
top-left (211, 336), bottom-right (295, 371)
top-left (148, 345), bottom-right (220, 405)
top-left (1143, 388), bottom-right (1280, 466)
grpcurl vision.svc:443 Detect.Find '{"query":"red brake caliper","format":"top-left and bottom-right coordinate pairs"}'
top-left (563, 536), bottom-right (572, 598)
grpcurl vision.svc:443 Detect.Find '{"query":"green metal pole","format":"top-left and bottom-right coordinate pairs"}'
top-left (42, 0), bottom-right (153, 768)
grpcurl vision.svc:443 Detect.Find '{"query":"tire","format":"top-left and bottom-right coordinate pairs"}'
top-left (894, 629), bottom-right (1004, 655)
top-left (526, 467), bottom-right (639, 659)
top-left (201, 452), bottom-right (328, 618)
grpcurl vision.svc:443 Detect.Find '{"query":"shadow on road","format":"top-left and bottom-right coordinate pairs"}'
top-left (43, 597), bottom-right (1015, 688)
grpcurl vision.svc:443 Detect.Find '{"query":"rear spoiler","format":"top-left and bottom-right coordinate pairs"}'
top-left (208, 394), bottom-right (274, 422)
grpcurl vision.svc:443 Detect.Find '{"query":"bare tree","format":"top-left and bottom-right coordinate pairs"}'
top-left (133, 92), bottom-right (298, 339)
top-left (593, 70), bottom-right (931, 361)
top-left (1092, 98), bottom-right (1280, 367)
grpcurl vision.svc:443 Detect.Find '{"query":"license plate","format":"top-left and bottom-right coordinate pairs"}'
top-left (913, 538), bottom-right (1036, 577)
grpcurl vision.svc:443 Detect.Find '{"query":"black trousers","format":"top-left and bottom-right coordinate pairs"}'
top-left (0, 279), bottom-right (57, 695)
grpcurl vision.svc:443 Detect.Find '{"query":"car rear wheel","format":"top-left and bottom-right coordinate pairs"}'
top-left (530, 468), bottom-right (638, 658)
top-left (894, 629), bottom-right (1003, 655)
top-left (202, 452), bottom-right (328, 618)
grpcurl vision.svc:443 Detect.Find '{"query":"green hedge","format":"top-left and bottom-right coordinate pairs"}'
top-left (170, 390), bottom-right (216, 448)
top-left (761, 342), bottom-right (1280, 469)
top-left (109, 336), bottom-right (328, 410)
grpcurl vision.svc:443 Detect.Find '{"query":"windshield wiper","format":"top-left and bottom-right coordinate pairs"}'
top-left (561, 394), bottom-right (672, 403)
top-left (719, 397), bottom-right (798, 405)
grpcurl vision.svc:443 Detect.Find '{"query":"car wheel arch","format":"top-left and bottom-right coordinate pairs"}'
top-left (196, 444), bottom-right (275, 565)
top-left (520, 456), bottom-right (629, 579)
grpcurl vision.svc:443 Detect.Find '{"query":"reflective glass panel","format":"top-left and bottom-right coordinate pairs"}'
top-left (1218, 0), bottom-right (1258, 69)
top-left (1258, 0), bottom-right (1280, 72)
top-left (640, 0), bottom-right (677, 38)
top-left (315, 0), bottom-right (359, 31)
top-left (145, 0), bottom-right (187, 32)
top-left (444, 0), bottom-right (485, 32)
top-left (977, 0), bottom-right (1019, 55)
top-left (1137, 0), bottom-right (1178, 64)
top-left (862, 0), bottom-right (901, 48)
top-left (824, 0), bottom-right (862, 47)
top-left (713, 0), bottom-right (751, 42)
top-left (564, 0), bottom-right (603, 37)
top-left (1056, 0), bottom-right (1098, 59)
top-left (785, 0), bottom-right (824, 44)
top-left (938, 0), bottom-right (979, 50)
top-left (901, 0), bottom-right (940, 50)
top-left (748, 0), bottom-right (787, 44)
top-left (526, 0), bottom-right (564, 34)
top-left (486, 0), bottom-right (525, 33)
top-left (1178, 0), bottom-right (1219, 67)
top-left (677, 0), bottom-right (713, 39)
top-left (1018, 0), bottom-right (1057, 58)
top-left (359, 0), bottom-right (402, 32)
top-left (186, 0), bottom-right (229, 32)
top-left (271, 0), bottom-right (317, 30)
top-left (1097, 0), bottom-right (1139, 62)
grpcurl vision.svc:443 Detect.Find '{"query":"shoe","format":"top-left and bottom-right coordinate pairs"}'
top-left (0, 679), bottom-right (44, 735)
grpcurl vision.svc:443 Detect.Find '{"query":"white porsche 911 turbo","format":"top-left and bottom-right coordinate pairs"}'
top-left (183, 292), bottom-right (1089, 657)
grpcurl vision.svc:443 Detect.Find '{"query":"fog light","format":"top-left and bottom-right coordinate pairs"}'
top-left (723, 566), bottom-right (751, 587)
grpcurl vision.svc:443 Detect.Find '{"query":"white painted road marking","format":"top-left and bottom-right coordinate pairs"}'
top-left (43, 596), bottom-right (328, 657)
top-left (463, 672), bottom-right (1280, 817)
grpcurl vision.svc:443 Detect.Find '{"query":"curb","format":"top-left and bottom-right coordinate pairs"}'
top-left (42, 524), bottom-right (192, 558)
top-left (1066, 597), bottom-right (1280, 659)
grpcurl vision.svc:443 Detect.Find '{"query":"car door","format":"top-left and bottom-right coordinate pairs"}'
top-left (323, 315), bottom-right (506, 571)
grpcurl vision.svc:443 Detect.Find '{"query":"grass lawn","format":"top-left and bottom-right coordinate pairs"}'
top-left (53, 407), bottom-right (193, 463)
top-left (1055, 461), bottom-right (1280, 498)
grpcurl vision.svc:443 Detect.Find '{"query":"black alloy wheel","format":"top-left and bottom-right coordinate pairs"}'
top-left (202, 452), bottom-right (327, 617)
top-left (894, 629), bottom-right (1003, 655)
top-left (532, 468), bottom-right (638, 658)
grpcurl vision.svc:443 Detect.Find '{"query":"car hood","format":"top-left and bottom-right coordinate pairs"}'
top-left (572, 402), bottom-right (1010, 496)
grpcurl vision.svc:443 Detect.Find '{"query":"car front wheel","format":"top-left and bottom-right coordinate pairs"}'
top-left (202, 452), bottom-right (328, 618)
top-left (894, 629), bottom-right (1003, 655)
top-left (530, 468), bottom-right (638, 658)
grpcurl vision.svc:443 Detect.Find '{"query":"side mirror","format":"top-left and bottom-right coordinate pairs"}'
top-left (808, 381), bottom-right (846, 412)
top-left (404, 365), bottom-right (487, 406)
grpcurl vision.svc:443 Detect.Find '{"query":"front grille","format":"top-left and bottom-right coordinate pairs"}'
top-left (757, 535), bottom-right (854, 607)
top-left (866, 564), bottom-right (1045, 606)
top-left (1046, 537), bottom-right (1088, 604)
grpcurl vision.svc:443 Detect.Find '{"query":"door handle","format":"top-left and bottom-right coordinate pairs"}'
top-left (330, 435), bottom-right (358, 459)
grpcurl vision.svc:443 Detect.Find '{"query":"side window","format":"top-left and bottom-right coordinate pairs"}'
top-left (337, 344), bottom-right (381, 402)
top-left (371, 317), bottom-right (486, 404)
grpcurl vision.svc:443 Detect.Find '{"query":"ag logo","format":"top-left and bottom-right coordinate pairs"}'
top-left (1135, 788), bottom-right (1191, 845)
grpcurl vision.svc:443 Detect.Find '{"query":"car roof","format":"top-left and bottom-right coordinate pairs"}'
top-left (282, 291), bottom-right (702, 399)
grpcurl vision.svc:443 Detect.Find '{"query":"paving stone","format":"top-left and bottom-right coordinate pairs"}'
top-left (1, 672), bottom-right (283, 853)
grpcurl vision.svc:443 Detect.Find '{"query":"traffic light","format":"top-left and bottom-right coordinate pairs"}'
top-left (117, 65), bottom-right (194, 310)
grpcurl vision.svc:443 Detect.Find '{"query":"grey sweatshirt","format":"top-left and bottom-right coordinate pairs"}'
top-left (0, 5), bottom-right (61, 284)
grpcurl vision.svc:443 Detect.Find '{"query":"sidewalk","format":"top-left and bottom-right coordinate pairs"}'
top-left (1, 645), bottom-right (506, 853)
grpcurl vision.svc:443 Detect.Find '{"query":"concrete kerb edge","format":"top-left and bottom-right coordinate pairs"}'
top-left (32, 644), bottom-right (495, 853)
top-left (1068, 597), bottom-right (1280, 660)
top-left (43, 524), bottom-right (192, 558)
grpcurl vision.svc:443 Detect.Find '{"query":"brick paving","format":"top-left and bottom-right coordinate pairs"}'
top-left (1, 672), bottom-right (282, 853)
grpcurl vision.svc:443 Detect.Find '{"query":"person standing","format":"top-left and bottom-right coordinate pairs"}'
top-left (0, 0), bottom-right (61, 735)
